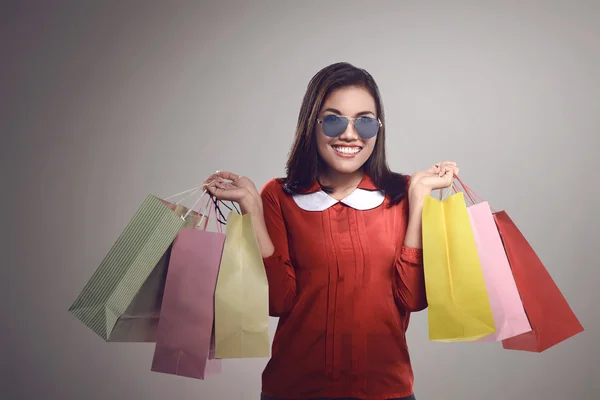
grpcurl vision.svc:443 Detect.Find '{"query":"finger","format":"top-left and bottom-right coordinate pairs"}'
top-left (447, 165), bottom-right (458, 177)
top-left (437, 161), bottom-right (456, 175)
top-left (215, 181), bottom-right (235, 191)
top-left (439, 161), bottom-right (457, 167)
top-left (203, 173), bottom-right (220, 185)
top-left (201, 179), bottom-right (218, 190)
top-left (204, 180), bottom-right (216, 192)
top-left (207, 184), bottom-right (226, 199)
top-left (439, 165), bottom-right (447, 177)
top-left (441, 168), bottom-right (455, 187)
top-left (445, 165), bottom-right (459, 177)
top-left (215, 170), bottom-right (240, 181)
top-left (427, 164), bottom-right (440, 174)
top-left (433, 161), bottom-right (448, 175)
top-left (443, 166), bottom-right (455, 180)
top-left (207, 178), bottom-right (247, 196)
top-left (206, 184), bottom-right (245, 202)
top-left (440, 164), bottom-right (459, 178)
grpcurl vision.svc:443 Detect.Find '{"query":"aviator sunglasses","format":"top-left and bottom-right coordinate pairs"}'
top-left (317, 114), bottom-right (382, 139)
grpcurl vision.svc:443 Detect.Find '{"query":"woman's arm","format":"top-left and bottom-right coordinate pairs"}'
top-left (392, 161), bottom-right (459, 312)
top-left (250, 180), bottom-right (297, 317)
top-left (243, 192), bottom-right (275, 258)
top-left (392, 184), bottom-right (428, 313)
top-left (206, 172), bottom-right (297, 317)
top-left (403, 183), bottom-right (428, 249)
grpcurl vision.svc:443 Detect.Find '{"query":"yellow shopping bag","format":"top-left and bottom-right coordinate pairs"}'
top-left (214, 211), bottom-right (270, 358)
top-left (422, 191), bottom-right (495, 342)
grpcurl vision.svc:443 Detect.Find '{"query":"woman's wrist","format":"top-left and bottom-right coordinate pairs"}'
top-left (403, 181), bottom-right (429, 250)
top-left (240, 192), bottom-right (274, 258)
top-left (239, 189), bottom-right (263, 216)
top-left (408, 180), bottom-right (430, 206)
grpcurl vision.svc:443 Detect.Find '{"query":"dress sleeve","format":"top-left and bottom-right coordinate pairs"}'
top-left (260, 179), bottom-right (298, 317)
top-left (392, 193), bottom-right (428, 312)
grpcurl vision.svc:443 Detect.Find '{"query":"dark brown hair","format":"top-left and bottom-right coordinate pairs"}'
top-left (283, 62), bottom-right (409, 205)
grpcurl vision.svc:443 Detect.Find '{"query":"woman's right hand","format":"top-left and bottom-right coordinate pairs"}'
top-left (206, 171), bottom-right (274, 257)
top-left (204, 171), bottom-right (262, 215)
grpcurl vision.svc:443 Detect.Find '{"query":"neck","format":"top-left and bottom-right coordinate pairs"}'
top-left (318, 168), bottom-right (364, 200)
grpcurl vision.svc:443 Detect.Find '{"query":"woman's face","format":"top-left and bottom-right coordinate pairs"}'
top-left (316, 86), bottom-right (378, 177)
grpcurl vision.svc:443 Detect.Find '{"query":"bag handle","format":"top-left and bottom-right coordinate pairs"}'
top-left (435, 175), bottom-right (496, 211)
top-left (213, 197), bottom-right (241, 216)
top-left (451, 175), bottom-right (497, 213)
top-left (206, 196), bottom-right (223, 234)
top-left (438, 181), bottom-right (459, 201)
top-left (168, 184), bottom-right (240, 233)
top-left (211, 197), bottom-right (241, 227)
top-left (444, 177), bottom-right (477, 205)
top-left (178, 190), bottom-right (222, 233)
top-left (182, 189), bottom-right (208, 222)
top-left (164, 182), bottom-right (211, 205)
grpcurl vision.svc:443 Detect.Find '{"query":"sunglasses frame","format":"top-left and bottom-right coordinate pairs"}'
top-left (316, 115), bottom-right (383, 139)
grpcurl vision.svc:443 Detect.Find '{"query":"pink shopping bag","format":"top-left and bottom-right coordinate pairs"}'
top-left (454, 177), bottom-right (532, 342)
top-left (151, 193), bottom-right (225, 379)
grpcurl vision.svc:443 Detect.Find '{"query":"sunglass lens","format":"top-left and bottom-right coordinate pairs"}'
top-left (354, 117), bottom-right (379, 139)
top-left (322, 115), bottom-right (348, 137)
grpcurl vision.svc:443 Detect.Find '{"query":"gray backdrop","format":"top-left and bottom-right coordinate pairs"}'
top-left (3, 1), bottom-right (599, 399)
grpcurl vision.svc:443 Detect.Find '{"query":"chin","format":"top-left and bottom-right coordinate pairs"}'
top-left (325, 159), bottom-right (366, 175)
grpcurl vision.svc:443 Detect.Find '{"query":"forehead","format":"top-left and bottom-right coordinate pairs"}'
top-left (321, 86), bottom-right (376, 115)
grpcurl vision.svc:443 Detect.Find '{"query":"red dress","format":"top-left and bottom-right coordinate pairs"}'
top-left (260, 174), bottom-right (427, 400)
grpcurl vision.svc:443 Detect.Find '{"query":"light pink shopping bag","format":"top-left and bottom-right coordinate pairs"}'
top-left (151, 195), bottom-right (225, 379)
top-left (467, 201), bottom-right (532, 342)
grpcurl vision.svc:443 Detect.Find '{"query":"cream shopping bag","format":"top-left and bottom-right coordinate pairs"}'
top-left (214, 211), bottom-right (270, 358)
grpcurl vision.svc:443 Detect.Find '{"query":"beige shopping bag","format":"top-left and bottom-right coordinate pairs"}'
top-left (214, 211), bottom-right (270, 358)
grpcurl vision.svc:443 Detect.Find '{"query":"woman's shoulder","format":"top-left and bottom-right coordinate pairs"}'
top-left (259, 177), bottom-right (286, 199)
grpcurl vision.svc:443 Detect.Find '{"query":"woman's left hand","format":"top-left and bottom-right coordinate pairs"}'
top-left (410, 161), bottom-right (460, 196)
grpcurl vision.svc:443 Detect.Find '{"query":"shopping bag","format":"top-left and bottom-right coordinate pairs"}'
top-left (422, 189), bottom-right (495, 342)
top-left (151, 195), bottom-right (225, 379)
top-left (214, 210), bottom-right (270, 358)
top-left (493, 211), bottom-right (584, 352)
top-left (451, 178), bottom-right (532, 342)
top-left (69, 187), bottom-right (207, 342)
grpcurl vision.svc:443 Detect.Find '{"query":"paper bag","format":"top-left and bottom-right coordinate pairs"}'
top-left (214, 211), bottom-right (270, 358)
top-left (467, 202), bottom-right (532, 342)
top-left (494, 211), bottom-right (584, 352)
top-left (422, 192), bottom-right (495, 342)
top-left (151, 198), bottom-right (225, 379)
top-left (69, 191), bottom-right (207, 342)
top-left (69, 195), bottom-right (189, 341)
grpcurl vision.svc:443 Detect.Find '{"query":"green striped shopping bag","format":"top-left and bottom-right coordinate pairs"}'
top-left (69, 189), bottom-right (209, 342)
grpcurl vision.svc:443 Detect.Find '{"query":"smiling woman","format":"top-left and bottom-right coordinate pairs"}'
top-left (283, 63), bottom-right (412, 205)
top-left (315, 87), bottom-right (382, 196)
top-left (205, 62), bottom-right (458, 400)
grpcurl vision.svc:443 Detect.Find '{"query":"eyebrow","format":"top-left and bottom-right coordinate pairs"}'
top-left (322, 108), bottom-right (376, 117)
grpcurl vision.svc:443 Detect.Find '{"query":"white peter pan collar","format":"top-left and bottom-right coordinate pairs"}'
top-left (292, 188), bottom-right (385, 212)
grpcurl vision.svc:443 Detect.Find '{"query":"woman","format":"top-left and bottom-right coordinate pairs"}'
top-left (205, 62), bottom-right (458, 400)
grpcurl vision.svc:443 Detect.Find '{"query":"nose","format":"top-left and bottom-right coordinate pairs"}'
top-left (338, 119), bottom-right (360, 141)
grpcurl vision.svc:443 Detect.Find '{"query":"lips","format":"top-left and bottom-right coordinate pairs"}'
top-left (332, 145), bottom-right (362, 157)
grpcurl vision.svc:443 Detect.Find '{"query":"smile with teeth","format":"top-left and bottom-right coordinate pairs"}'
top-left (332, 146), bottom-right (362, 155)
